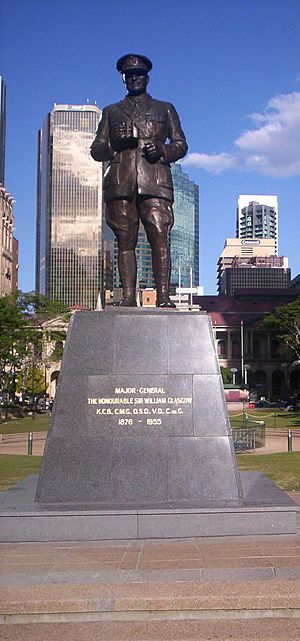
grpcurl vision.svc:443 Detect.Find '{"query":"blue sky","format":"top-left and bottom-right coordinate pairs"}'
top-left (2, 0), bottom-right (300, 294)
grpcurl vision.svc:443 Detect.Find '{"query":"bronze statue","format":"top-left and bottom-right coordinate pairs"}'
top-left (91, 54), bottom-right (188, 307)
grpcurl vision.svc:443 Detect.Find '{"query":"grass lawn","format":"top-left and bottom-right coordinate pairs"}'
top-left (0, 454), bottom-right (43, 492)
top-left (237, 451), bottom-right (300, 491)
top-left (0, 451), bottom-right (299, 493)
top-left (230, 410), bottom-right (300, 430)
top-left (0, 414), bottom-right (50, 435)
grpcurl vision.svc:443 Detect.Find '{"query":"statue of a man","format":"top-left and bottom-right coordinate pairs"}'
top-left (91, 53), bottom-right (188, 307)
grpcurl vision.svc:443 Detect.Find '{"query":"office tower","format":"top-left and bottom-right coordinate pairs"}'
top-left (113, 164), bottom-right (200, 294)
top-left (170, 164), bottom-right (199, 289)
top-left (219, 255), bottom-right (290, 295)
top-left (217, 238), bottom-right (276, 293)
top-left (0, 77), bottom-right (6, 186)
top-left (236, 195), bottom-right (278, 254)
top-left (36, 104), bottom-right (103, 309)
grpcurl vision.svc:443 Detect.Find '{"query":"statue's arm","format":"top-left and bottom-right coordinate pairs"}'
top-left (143, 103), bottom-right (188, 164)
top-left (90, 108), bottom-right (115, 162)
top-left (163, 103), bottom-right (188, 163)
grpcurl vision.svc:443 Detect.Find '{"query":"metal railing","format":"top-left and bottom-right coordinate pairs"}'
top-left (233, 425), bottom-right (265, 452)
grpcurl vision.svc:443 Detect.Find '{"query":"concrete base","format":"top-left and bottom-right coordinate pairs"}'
top-left (0, 472), bottom-right (297, 542)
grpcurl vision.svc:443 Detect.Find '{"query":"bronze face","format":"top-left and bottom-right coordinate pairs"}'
top-left (123, 70), bottom-right (149, 96)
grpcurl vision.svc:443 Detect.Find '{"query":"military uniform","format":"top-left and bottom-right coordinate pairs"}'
top-left (90, 54), bottom-right (188, 306)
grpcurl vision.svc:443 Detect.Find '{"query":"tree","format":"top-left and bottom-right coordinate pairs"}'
top-left (0, 292), bottom-right (70, 400)
top-left (220, 366), bottom-right (233, 384)
top-left (16, 364), bottom-right (45, 398)
top-left (0, 294), bottom-right (31, 397)
top-left (258, 297), bottom-right (300, 361)
top-left (48, 330), bottom-right (67, 361)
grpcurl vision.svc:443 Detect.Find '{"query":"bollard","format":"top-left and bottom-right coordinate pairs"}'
top-left (287, 429), bottom-right (293, 453)
top-left (28, 432), bottom-right (33, 455)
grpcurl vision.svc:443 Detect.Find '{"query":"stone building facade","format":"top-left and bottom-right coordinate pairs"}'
top-left (0, 185), bottom-right (18, 297)
top-left (195, 291), bottom-right (300, 401)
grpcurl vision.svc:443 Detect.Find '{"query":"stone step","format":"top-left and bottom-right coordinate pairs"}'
top-left (1, 579), bottom-right (300, 621)
top-left (2, 614), bottom-right (300, 641)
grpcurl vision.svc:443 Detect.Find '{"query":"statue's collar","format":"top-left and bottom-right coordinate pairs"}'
top-left (124, 93), bottom-right (152, 106)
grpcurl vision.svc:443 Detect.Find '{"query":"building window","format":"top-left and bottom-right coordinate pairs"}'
top-left (253, 340), bottom-right (261, 358)
top-left (232, 340), bottom-right (240, 358)
top-left (217, 340), bottom-right (226, 357)
top-left (271, 339), bottom-right (279, 357)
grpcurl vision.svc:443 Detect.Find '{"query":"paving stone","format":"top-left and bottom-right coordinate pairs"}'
top-left (1, 619), bottom-right (300, 641)
top-left (1, 579), bottom-right (300, 615)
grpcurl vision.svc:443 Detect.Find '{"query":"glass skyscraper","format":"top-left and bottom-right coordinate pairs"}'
top-left (170, 164), bottom-right (199, 288)
top-left (113, 163), bottom-right (199, 292)
top-left (36, 104), bottom-right (103, 309)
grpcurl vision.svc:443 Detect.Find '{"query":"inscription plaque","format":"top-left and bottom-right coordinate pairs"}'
top-left (86, 375), bottom-right (193, 436)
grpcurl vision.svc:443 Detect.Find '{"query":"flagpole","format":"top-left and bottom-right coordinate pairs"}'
top-left (190, 268), bottom-right (193, 307)
top-left (241, 320), bottom-right (244, 383)
top-left (179, 265), bottom-right (181, 306)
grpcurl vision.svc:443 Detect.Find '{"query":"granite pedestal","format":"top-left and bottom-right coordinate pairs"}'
top-left (1, 308), bottom-right (297, 541)
top-left (36, 309), bottom-right (243, 506)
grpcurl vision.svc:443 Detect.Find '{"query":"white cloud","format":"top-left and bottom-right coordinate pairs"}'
top-left (183, 91), bottom-right (300, 178)
top-left (182, 152), bottom-right (238, 174)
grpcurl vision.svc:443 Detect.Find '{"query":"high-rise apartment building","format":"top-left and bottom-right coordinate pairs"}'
top-left (113, 164), bottom-right (199, 294)
top-left (0, 77), bottom-right (6, 186)
top-left (236, 195), bottom-right (278, 254)
top-left (36, 104), bottom-right (103, 309)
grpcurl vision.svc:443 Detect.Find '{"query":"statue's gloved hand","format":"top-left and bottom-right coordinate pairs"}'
top-left (111, 122), bottom-right (135, 150)
top-left (142, 141), bottom-right (165, 163)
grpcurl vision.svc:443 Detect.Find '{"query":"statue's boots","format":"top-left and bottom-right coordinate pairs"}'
top-left (115, 249), bottom-right (137, 307)
top-left (153, 248), bottom-right (176, 308)
top-left (156, 292), bottom-right (176, 308)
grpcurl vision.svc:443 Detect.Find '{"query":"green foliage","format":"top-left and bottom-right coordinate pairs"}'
top-left (258, 297), bottom-right (300, 361)
top-left (48, 330), bottom-right (67, 361)
top-left (19, 291), bottom-right (69, 326)
top-left (16, 364), bottom-right (45, 396)
top-left (0, 292), bottom-right (70, 398)
top-left (0, 294), bottom-right (31, 393)
top-left (220, 366), bottom-right (233, 384)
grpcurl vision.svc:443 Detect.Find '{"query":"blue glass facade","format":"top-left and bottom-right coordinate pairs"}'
top-left (170, 164), bottom-right (199, 289)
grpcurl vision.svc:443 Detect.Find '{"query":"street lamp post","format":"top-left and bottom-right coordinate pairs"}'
top-left (244, 364), bottom-right (251, 386)
top-left (230, 367), bottom-right (238, 385)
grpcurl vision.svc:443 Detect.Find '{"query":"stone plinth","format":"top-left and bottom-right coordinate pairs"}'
top-left (35, 309), bottom-right (243, 506)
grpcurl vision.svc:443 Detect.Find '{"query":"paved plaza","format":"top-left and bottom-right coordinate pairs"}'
top-left (0, 430), bottom-right (299, 639)
top-left (0, 504), bottom-right (300, 640)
